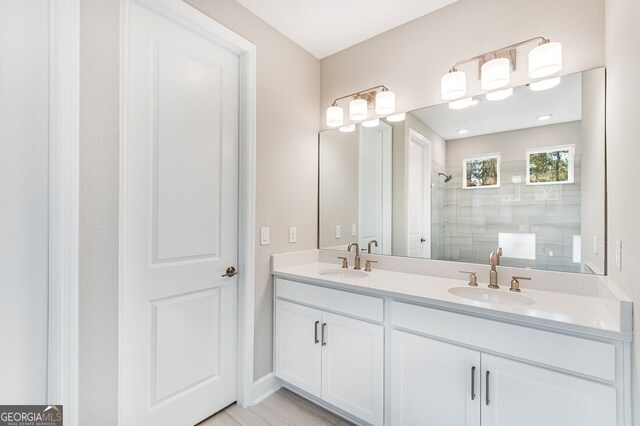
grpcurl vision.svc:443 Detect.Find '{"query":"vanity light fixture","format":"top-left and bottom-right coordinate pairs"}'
top-left (386, 112), bottom-right (406, 122)
top-left (362, 118), bottom-right (380, 127)
top-left (448, 97), bottom-right (478, 110)
top-left (339, 124), bottom-right (356, 132)
top-left (326, 84), bottom-right (396, 127)
top-left (486, 87), bottom-right (514, 101)
top-left (529, 77), bottom-right (561, 92)
top-left (440, 37), bottom-right (562, 100)
top-left (537, 114), bottom-right (552, 121)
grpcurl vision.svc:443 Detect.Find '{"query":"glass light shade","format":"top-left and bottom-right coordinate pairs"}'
top-left (375, 90), bottom-right (395, 115)
top-left (349, 98), bottom-right (368, 121)
top-left (448, 97), bottom-right (478, 110)
top-left (441, 71), bottom-right (467, 100)
top-left (486, 87), bottom-right (513, 101)
top-left (528, 42), bottom-right (562, 78)
top-left (362, 118), bottom-right (380, 128)
top-left (481, 57), bottom-right (510, 90)
top-left (386, 112), bottom-right (406, 122)
top-left (529, 77), bottom-right (561, 92)
top-left (339, 124), bottom-right (355, 133)
top-left (326, 105), bottom-right (344, 127)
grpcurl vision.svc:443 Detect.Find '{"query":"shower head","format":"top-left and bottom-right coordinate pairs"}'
top-left (439, 172), bottom-right (453, 183)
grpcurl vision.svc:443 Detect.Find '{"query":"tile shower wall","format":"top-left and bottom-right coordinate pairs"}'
top-left (441, 157), bottom-right (582, 273)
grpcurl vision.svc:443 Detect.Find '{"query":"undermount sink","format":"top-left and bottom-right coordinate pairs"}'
top-left (318, 268), bottom-right (368, 278)
top-left (448, 286), bottom-right (534, 306)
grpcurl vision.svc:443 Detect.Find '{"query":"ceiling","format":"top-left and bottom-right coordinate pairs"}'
top-left (412, 72), bottom-right (583, 141)
top-left (234, 0), bottom-right (459, 59)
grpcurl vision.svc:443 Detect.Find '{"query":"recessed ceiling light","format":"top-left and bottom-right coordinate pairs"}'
top-left (386, 112), bottom-right (406, 122)
top-left (458, 129), bottom-right (469, 135)
top-left (486, 87), bottom-right (514, 101)
top-left (339, 124), bottom-right (355, 133)
top-left (362, 118), bottom-right (380, 128)
top-left (537, 114), bottom-right (552, 121)
top-left (449, 97), bottom-right (479, 110)
top-left (530, 77), bottom-right (561, 91)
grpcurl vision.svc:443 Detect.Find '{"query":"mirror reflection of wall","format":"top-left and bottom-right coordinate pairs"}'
top-left (318, 67), bottom-right (605, 275)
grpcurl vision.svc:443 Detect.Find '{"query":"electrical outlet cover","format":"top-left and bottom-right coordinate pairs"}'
top-left (289, 226), bottom-right (297, 243)
top-left (335, 225), bottom-right (342, 239)
top-left (260, 227), bottom-right (270, 245)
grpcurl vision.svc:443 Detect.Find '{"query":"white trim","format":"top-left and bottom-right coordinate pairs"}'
top-left (252, 373), bottom-right (282, 405)
top-left (118, 0), bottom-right (257, 421)
top-left (48, 0), bottom-right (79, 424)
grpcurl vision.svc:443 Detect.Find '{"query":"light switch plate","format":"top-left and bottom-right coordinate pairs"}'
top-left (593, 235), bottom-right (598, 255)
top-left (351, 224), bottom-right (357, 236)
top-left (260, 227), bottom-right (270, 245)
top-left (335, 225), bottom-right (341, 239)
top-left (616, 240), bottom-right (622, 271)
top-left (289, 226), bottom-right (297, 243)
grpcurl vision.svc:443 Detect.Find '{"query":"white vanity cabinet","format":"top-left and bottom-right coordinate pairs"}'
top-left (391, 301), bottom-right (619, 426)
top-left (274, 278), bottom-right (384, 425)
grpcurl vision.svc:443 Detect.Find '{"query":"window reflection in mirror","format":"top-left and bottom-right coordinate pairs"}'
top-left (319, 67), bottom-right (606, 275)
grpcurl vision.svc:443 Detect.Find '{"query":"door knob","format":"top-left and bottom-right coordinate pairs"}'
top-left (221, 266), bottom-right (238, 277)
top-left (420, 238), bottom-right (426, 242)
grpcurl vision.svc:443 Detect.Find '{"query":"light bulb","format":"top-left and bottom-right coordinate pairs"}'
top-left (326, 105), bottom-right (344, 127)
top-left (441, 70), bottom-right (467, 100)
top-left (362, 118), bottom-right (380, 128)
top-left (375, 89), bottom-right (395, 115)
top-left (448, 97), bottom-right (478, 110)
top-left (529, 41), bottom-right (562, 78)
top-left (349, 98), bottom-right (368, 121)
top-left (339, 124), bottom-right (355, 133)
top-left (481, 57), bottom-right (510, 90)
top-left (486, 87), bottom-right (513, 101)
top-left (529, 77), bottom-right (561, 92)
top-left (386, 112), bottom-right (406, 122)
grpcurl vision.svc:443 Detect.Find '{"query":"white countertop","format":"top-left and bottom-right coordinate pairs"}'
top-left (273, 260), bottom-right (633, 342)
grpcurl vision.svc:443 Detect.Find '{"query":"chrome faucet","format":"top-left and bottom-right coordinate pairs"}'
top-left (489, 251), bottom-right (499, 289)
top-left (367, 240), bottom-right (378, 254)
top-left (347, 242), bottom-right (361, 270)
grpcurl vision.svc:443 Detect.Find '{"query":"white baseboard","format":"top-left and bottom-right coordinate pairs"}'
top-left (251, 373), bottom-right (282, 405)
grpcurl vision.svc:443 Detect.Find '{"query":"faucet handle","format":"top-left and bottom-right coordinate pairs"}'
top-left (509, 276), bottom-right (531, 292)
top-left (364, 260), bottom-right (377, 272)
top-left (460, 271), bottom-right (478, 287)
top-left (337, 256), bottom-right (348, 269)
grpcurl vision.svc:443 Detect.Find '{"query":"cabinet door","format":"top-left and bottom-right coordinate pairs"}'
top-left (275, 299), bottom-right (322, 397)
top-left (391, 330), bottom-right (481, 426)
top-left (481, 354), bottom-right (616, 426)
top-left (321, 312), bottom-right (384, 425)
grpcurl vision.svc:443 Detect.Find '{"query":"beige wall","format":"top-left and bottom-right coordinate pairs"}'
top-left (320, 0), bottom-right (604, 129)
top-left (79, 0), bottom-right (119, 424)
top-left (319, 129), bottom-right (359, 250)
top-left (80, 0), bottom-right (319, 422)
top-left (605, 0), bottom-right (640, 421)
top-left (580, 68), bottom-right (606, 274)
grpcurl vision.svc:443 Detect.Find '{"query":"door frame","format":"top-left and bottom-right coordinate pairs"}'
top-left (48, 0), bottom-right (80, 424)
top-left (118, 0), bottom-right (257, 420)
top-left (407, 128), bottom-right (432, 258)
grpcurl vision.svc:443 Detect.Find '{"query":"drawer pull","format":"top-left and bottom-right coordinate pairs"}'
top-left (485, 371), bottom-right (490, 406)
top-left (470, 366), bottom-right (476, 400)
top-left (314, 320), bottom-right (319, 344)
top-left (321, 323), bottom-right (327, 346)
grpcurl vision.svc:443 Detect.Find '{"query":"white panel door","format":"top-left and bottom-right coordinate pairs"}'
top-left (321, 312), bottom-right (384, 425)
top-left (481, 354), bottom-right (616, 426)
top-left (359, 123), bottom-right (392, 254)
top-left (0, 1), bottom-right (49, 404)
top-left (407, 132), bottom-right (431, 258)
top-left (274, 299), bottom-right (323, 397)
top-left (391, 330), bottom-right (480, 426)
top-left (122, 2), bottom-right (239, 425)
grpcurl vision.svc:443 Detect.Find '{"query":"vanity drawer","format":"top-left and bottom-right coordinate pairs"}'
top-left (391, 301), bottom-right (616, 381)
top-left (276, 278), bottom-right (384, 323)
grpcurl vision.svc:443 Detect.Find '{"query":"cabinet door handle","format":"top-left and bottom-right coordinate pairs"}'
top-left (321, 323), bottom-right (327, 346)
top-left (314, 321), bottom-right (320, 344)
top-left (470, 366), bottom-right (476, 400)
top-left (485, 371), bottom-right (490, 406)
